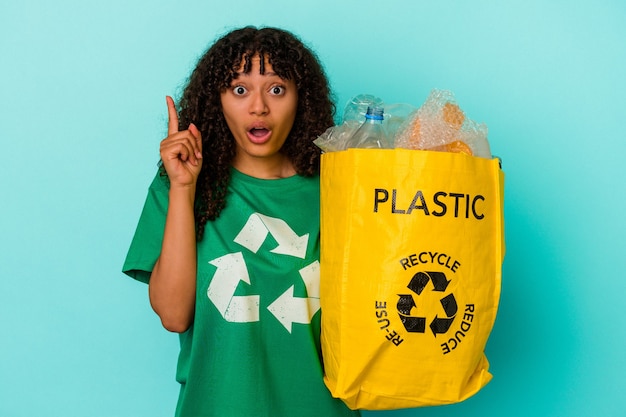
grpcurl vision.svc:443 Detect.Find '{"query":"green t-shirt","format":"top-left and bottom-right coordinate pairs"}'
top-left (123, 169), bottom-right (359, 417)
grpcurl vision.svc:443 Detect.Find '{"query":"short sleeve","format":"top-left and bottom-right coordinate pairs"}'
top-left (122, 172), bottom-right (170, 284)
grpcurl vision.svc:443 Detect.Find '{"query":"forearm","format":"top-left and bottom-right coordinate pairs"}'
top-left (149, 185), bottom-right (198, 333)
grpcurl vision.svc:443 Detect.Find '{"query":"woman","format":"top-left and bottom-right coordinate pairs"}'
top-left (123, 26), bottom-right (360, 417)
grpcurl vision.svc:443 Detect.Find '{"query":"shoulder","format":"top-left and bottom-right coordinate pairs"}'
top-left (149, 170), bottom-right (171, 191)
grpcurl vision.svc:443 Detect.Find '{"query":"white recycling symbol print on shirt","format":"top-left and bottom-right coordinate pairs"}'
top-left (206, 213), bottom-right (320, 333)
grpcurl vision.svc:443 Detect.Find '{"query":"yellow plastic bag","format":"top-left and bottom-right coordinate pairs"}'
top-left (320, 148), bottom-right (505, 410)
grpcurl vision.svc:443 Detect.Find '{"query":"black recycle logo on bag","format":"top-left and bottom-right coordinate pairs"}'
top-left (397, 271), bottom-right (457, 336)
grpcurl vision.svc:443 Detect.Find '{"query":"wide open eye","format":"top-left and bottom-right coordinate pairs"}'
top-left (269, 85), bottom-right (285, 96)
top-left (233, 85), bottom-right (247, 96)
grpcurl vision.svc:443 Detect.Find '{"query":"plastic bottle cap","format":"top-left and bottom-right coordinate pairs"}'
top-left (365, 106), bottom-right (384, 121)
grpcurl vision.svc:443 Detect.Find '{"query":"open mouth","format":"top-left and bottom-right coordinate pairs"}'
top-left (250, 127), bottom-right (269, 137)
top-left (247, 127), bottom-right (271, 144)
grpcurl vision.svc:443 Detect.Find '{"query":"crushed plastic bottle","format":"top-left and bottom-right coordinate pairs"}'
top-left (348, 106), bottom-right (389, 149)
top-left (342, 94), bottom-right (385, 125)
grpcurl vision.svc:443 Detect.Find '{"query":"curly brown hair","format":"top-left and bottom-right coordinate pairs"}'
top-left (163, 26), bottom-right (335, 241)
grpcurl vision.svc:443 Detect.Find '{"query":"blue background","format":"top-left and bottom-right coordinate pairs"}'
top-left (1, 1), bottom-right (625, 416)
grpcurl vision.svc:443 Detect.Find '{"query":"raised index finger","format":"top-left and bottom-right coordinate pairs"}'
top-left (166, 95), bottom-right (179, 135)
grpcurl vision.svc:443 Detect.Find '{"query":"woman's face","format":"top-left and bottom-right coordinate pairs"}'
top-left (220, 54), bottom-right (298, 178)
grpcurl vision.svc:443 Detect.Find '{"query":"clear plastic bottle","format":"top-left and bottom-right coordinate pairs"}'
top-left (349, 106), bottom-right (388, 149)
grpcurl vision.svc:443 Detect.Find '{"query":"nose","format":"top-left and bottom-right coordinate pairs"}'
top-left (249, 92), bottom-right (268, 115)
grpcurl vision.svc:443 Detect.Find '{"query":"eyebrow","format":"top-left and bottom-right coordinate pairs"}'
top-left (234, 70), bottom-right (281, 79)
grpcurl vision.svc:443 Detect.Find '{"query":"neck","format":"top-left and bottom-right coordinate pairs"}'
top-left (232, 153), bottom-right (296, 179)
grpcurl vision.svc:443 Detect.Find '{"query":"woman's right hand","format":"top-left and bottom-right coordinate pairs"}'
top-left (150, 96), bottom-right (202, 333)
top-left (160, 96), bottom-right (203, 188)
